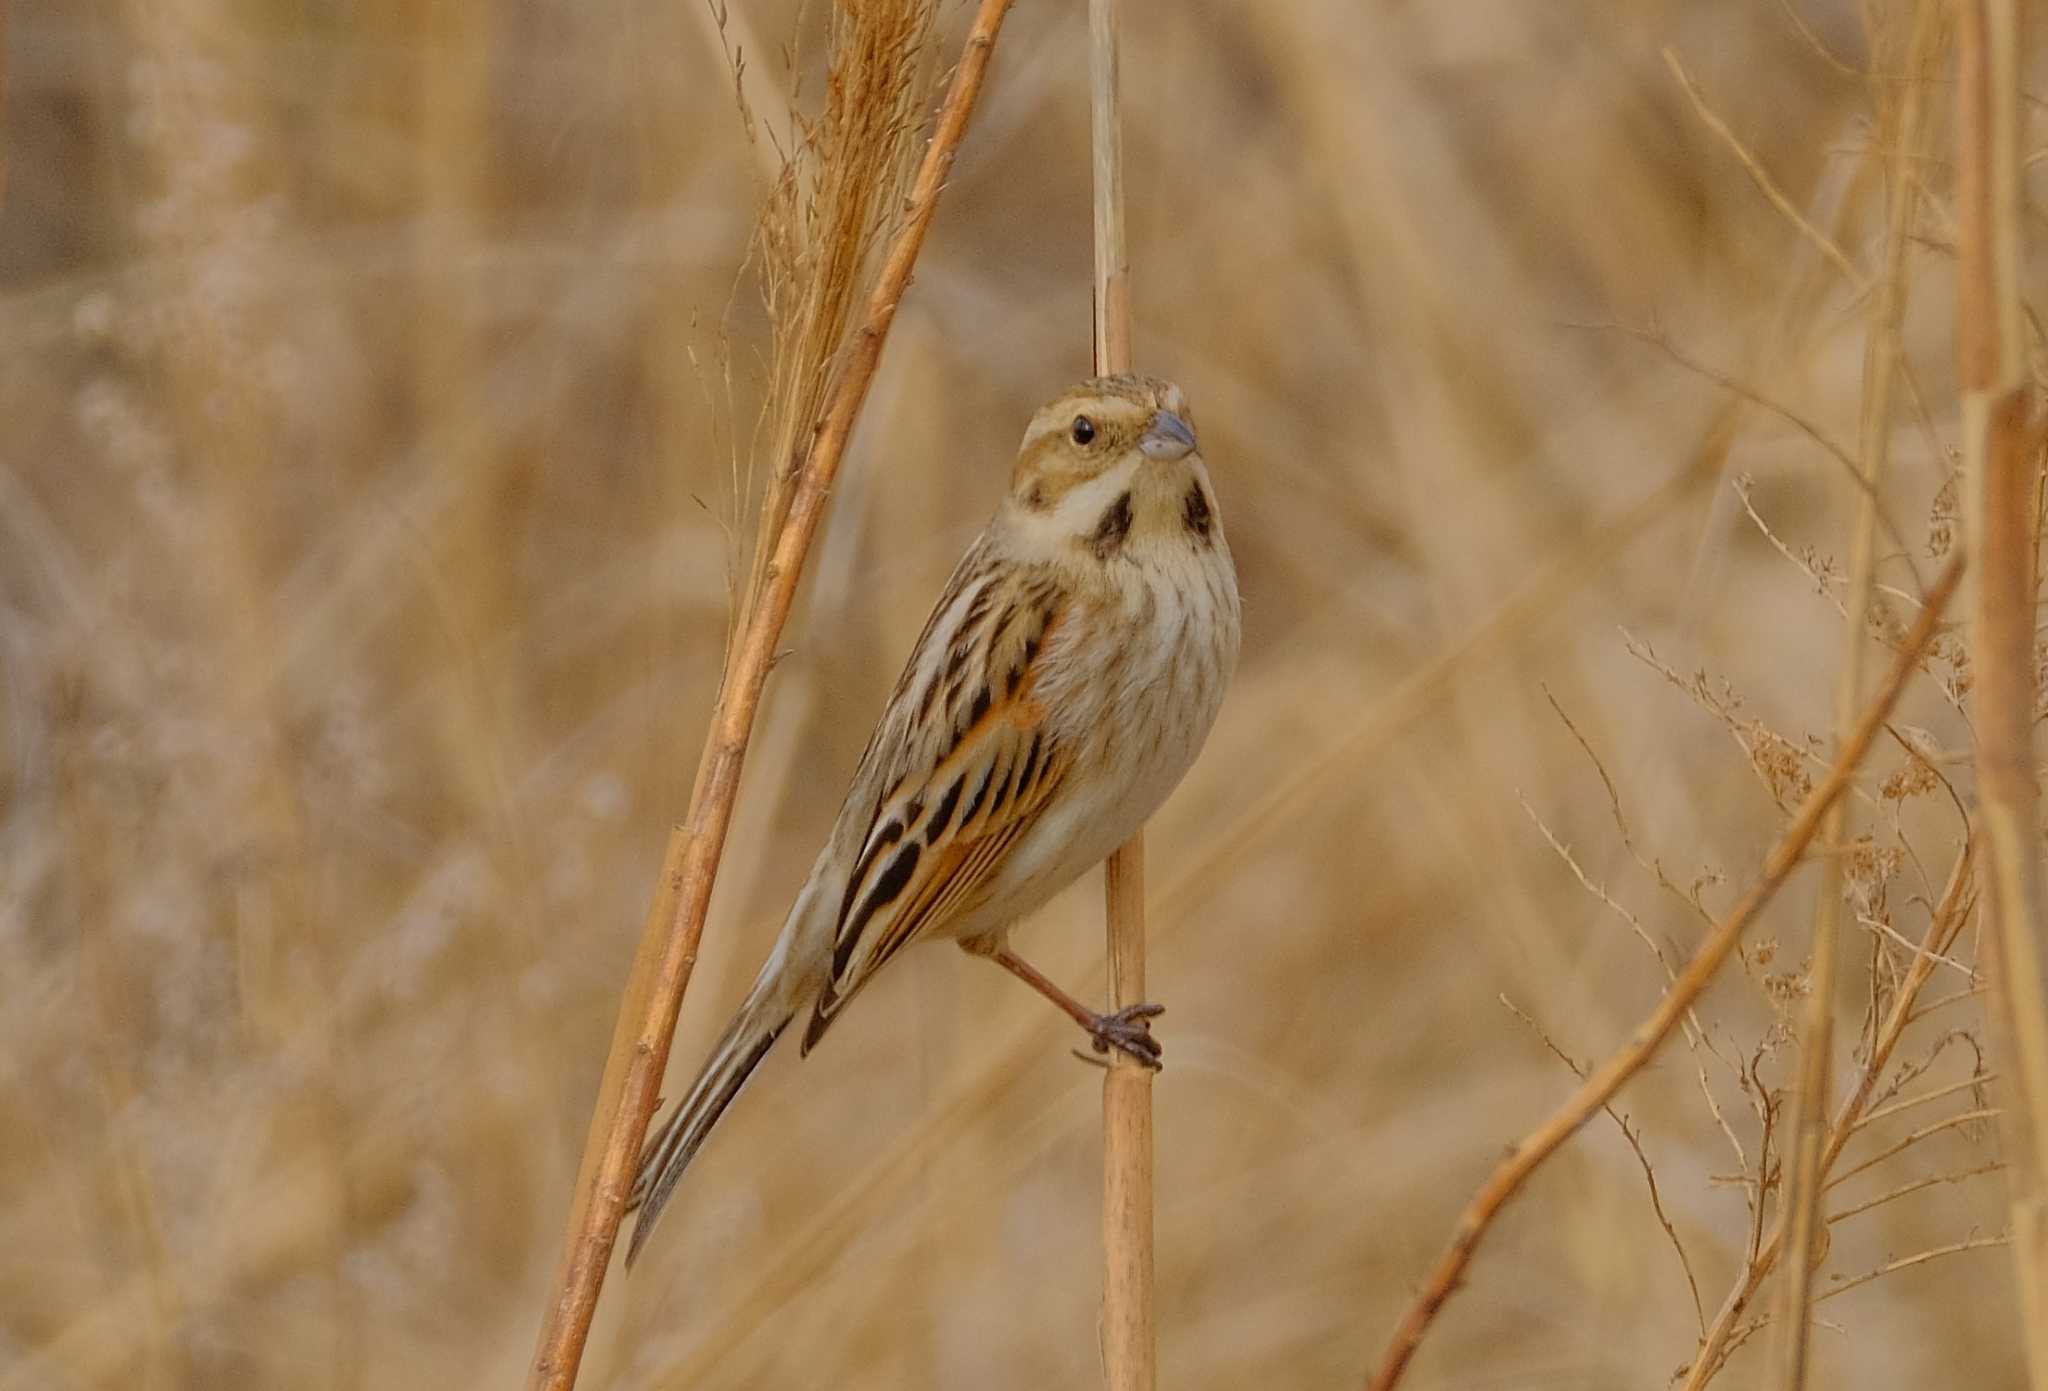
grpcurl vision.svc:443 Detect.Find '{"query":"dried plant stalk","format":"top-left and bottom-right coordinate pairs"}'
top-left (1090, 2), bottom-right (1154, 1388)
top-left (1956, 0), bottom-right (2048, 1380)
top-left (1364, 551), bottom-right (1964, 1391)
top-left (1771, 5), bottom-right (1942, 1381)
top-left (524, 5), bottom-right (1016, 1387)
top-left (1101, 839), bottom-right (1153, 1391)
top-left (1, 3), bottom-right (8, 205)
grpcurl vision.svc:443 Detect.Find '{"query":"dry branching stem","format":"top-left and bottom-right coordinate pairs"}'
top-left (1363, 551), bottom-right (1964, 1391)
top-left (523, 5), bottom-right (1016, 1387)
top-left (1090, 3), bottom-right (1154, 1388)
top-left (1682, 841), bottom-right (1978, 1389)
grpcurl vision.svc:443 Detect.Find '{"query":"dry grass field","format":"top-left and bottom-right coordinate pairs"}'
top-left (3, 2), bottom-right (2042, 1387)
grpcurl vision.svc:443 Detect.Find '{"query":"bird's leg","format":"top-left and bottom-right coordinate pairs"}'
top-left (971, 943), bottom-right (1164, 1069)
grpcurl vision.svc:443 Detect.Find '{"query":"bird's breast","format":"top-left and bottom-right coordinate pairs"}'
top-left (1050, 544), bottom-right (1239, 832)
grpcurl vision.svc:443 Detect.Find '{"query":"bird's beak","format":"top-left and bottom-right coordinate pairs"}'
top-left (1139, 410), bottom-right (1197, 461)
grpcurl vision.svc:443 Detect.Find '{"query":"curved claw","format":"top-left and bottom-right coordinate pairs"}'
top-left (1085, 1001), bottom-right (1165, 1070)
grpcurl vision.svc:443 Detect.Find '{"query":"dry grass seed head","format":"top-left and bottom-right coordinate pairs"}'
top-left (740, 0), bottom-right (940, 623)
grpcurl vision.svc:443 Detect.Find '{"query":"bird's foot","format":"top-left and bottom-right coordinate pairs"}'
top-left (1078, 1002), bottom-right (1164, 1070)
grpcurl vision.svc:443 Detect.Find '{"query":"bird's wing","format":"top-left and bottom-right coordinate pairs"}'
top-left (800, 554), bottom-right (1073, 1054)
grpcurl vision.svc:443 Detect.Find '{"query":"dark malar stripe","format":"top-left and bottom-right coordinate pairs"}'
top-left (1090, 491), bottom-right (1134, 558)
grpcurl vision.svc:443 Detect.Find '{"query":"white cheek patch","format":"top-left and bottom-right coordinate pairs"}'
top-left (1053, 459), bottom-right (1141, 538)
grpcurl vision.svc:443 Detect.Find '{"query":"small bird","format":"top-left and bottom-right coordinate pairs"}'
top-left (626, 374), bottom-right (1239, 1264)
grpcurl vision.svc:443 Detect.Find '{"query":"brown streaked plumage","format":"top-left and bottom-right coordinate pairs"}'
top-left (625, 374), bottom-right (1239, 1266)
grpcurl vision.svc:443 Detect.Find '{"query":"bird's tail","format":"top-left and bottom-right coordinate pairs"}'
top-left (624, 960), bottom-right (795, 1267)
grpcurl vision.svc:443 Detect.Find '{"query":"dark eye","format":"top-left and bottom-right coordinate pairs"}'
top-left (1070, 416), bottom-right (1096, 446)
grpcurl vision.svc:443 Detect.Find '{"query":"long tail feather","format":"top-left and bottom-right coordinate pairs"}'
top-left (624, 968), bottom-right (794, 1267)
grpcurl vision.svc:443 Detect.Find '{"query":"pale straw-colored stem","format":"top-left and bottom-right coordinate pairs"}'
top-left (523, 5), bottom-right (1017, 1386)
top-left (1957, 1), bottom-right (2048, 1381)
top-left (1770, 6), bottom-right (1940, 1381)
top-left (1090, 2), bottom-right (1153, 1389)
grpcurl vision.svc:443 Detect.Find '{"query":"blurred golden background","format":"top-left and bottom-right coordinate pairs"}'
top-left (1, 2), bottom-right (2035, 1387)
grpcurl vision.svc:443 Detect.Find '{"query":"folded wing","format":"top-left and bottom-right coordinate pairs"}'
top-left (801, 560), bottom-right (1071, 1053)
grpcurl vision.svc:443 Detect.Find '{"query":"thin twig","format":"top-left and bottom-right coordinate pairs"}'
top-left (1090, 3), bottom-right (1153, 1390)
top-left (1499, 996), bottom-right (1706, 1333)
top-left (1775, 0), bottom-right (1866, 77)
top-left (523, 6), bottom-right (1016, 1387)
top-left (1957, 0), bottom-right (2048, 1379)
top-left (1855, 1071), bottom-right (1999, 1132)
top-left (1537, 688), bottom-right (1757, 1162)
top-left (1728, 480), bottom-right (1933, 660)
top-left (1856, 909), bottom-right (1979, 980)
top-left (1828, 1160), bottom-right (2006, 1225)
top-left (1813, 1232), bottom-right (2012, 1303)
top-left (1613, 323), bottom-right (1920, 571)
top-left (1825, 1107), bottom-right (2002, 1191)
top-left (1362, 551), bottom-right (1963, 1391)
top-left (1909, 980), bottom-right (1988, 1024)
top-left (1866, 1027), bottom-right (1990, 1115)
top-left (1664, 48), bottom-right (1870, 293)
top-left (1518, 795), bottom-right (1672, 978)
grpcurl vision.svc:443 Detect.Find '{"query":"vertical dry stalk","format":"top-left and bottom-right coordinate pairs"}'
top-left (1090, 2), bottom-right (1154, 1389)
top-left (524, 5), bottom-right (1016, 1387)
top-left (1957, 0), bottom-right (2048, 1379)
top-left (1101, 842), bottom-right (1153, 1391)
top-left (1771, 4), bottom-right (1941, 1380)
top-left (1363, 551), bottom-right (1964, 1391)
top-left (1, 0), bottom-right (8, 206)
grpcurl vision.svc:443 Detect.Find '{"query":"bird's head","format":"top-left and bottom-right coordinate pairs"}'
top-left (1004, 375), bottom-right (1218, 562)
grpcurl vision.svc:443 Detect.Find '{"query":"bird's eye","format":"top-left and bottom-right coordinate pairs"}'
top-left (1070, 416), bottom-right (1096, 446)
